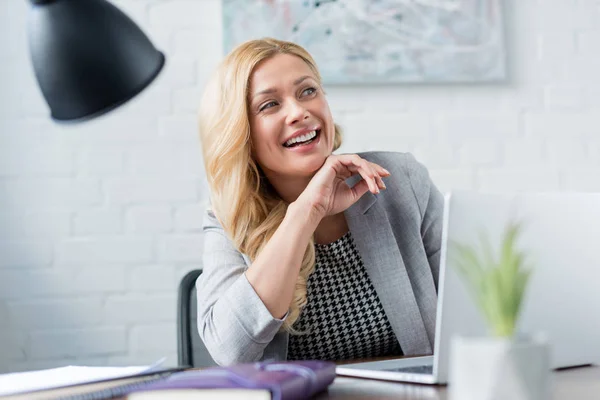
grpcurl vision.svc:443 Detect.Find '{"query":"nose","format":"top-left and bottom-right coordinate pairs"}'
top-left (284, 99), bottom-right (310, 125)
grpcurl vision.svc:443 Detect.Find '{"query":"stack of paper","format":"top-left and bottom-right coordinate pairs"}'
top-left (0, 358), bottom-right (165, 397)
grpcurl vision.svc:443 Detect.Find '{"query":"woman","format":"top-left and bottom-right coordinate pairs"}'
top-left (196, 38), bottom-right (443, 366)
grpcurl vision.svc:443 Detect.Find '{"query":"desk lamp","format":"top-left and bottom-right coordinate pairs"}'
top-left (27, 0), bottom-right (165, 122)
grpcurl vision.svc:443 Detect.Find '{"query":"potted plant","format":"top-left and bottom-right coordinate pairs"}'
top-left (448, 221), bottom-right (550, 400)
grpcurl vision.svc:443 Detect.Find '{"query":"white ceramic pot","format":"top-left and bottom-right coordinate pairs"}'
top-left (449, 334), bottom-right (550, 400)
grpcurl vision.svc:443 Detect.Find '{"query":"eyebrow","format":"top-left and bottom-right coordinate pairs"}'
top-left (251, 75), bottom-right (314, 99)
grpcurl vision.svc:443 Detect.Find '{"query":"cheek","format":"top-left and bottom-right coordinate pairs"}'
top-left (317, 98), bottom-right (334, 124)
top-left (256, 121), bottom-right (275, 144)
top-left (320, 104), bottom-right (335, 140)
top-left (251, 119), bottom-right (280, 157)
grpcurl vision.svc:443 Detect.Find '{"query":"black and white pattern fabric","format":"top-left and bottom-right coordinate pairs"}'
top-left (287, 231), bottom-right (403, 361)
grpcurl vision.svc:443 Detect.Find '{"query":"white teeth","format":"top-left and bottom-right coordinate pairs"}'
top-left (285, 130), bottom-right (317, 147)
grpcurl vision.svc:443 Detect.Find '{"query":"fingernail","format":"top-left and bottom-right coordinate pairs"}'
top-left (383, 168), bottom-right (390, 174)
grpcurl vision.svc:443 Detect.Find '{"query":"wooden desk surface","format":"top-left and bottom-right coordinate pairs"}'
top-left (317, 365), bottom-right (600, 400)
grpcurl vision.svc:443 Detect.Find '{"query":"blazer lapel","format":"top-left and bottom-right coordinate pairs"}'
top-left (344, 193), bottom-right (433, 355)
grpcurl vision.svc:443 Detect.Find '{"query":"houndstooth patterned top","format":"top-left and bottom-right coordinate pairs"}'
top-left (286, 231), bottom-right (403, 361)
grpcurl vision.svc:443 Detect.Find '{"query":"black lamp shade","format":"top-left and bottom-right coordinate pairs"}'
top-left (27, 0), bottom-right (165, 122)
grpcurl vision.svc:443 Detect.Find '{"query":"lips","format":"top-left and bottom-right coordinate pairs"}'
top-left (283, 129), bottom-right (321, 148)
top-left (282, 126), bottom-right (321, 148)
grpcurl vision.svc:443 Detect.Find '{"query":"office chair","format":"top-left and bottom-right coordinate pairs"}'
top-left (176, 269), bottom-right (217, 367)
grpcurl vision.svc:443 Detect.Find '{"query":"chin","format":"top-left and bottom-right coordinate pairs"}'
top-left (297, 153), bottom-right (328, 176)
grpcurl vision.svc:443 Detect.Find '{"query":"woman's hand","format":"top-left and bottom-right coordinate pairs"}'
top-left (295, 154), bottom-right (390, 221)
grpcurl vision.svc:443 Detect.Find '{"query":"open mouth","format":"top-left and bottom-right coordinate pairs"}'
top-left (283, 129), bottom-right (320, 148)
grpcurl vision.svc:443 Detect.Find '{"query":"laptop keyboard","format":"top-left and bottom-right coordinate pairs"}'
top-left (385, 365), bottom-right (433, 375)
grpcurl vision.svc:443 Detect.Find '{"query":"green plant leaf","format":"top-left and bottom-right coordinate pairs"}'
top-left (450, 220), bottom-right (533, 338)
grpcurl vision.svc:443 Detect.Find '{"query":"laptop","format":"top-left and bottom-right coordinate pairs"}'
top-left (336, 191), bottom-right (600, 384)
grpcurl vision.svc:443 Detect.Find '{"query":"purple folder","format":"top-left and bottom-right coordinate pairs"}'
top-left (131, 360), bottom-right (336, 400)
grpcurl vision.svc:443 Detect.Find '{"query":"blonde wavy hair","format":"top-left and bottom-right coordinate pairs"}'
top-left (198, 38), bottom-right (342, 332)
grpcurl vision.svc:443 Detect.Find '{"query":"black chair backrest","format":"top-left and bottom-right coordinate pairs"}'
top-left (177, 269), bottom-right (218, 367)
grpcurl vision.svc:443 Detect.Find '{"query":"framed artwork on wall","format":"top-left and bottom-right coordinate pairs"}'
top-left (223, 0), bottom-right (506, 84)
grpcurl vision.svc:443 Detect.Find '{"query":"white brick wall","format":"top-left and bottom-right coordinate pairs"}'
top-left (29, 328), bottom-right (128, 359)
top-left (1, 0), bottom-right (599, 372)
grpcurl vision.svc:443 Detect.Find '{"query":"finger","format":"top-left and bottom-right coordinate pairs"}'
top-left (365, 164), bottom-right (387, 190)
top-left (363, 163), bottom-right (387, 189)
top-left (335, 154), bottom-right (366, 170)
top-left (373, 163), bottom-right (391, 177)
top-left (361, 160), bottom-right (390, 177)
top-left (337, 155), bottom-right (389, 179)
top-left (376, 174), bottom-right (386, 190)
top-left (360, 163), bottom-right (379, 193)
top-left (357, 161), bottom-right (389, 192)
top-left (366, 164), bottom-right (384, 192)
top-left (343, 158), bottom-right (379, 193)
top-left (335, 155), bottom-right (384, 193)
top-left (350, 179), bottom-right (370, 200)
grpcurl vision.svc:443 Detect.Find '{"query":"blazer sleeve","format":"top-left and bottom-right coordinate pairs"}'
top-left (196, 210), bottom-right (286, 365)
top-left (403, 153), bottom-right (444, 290)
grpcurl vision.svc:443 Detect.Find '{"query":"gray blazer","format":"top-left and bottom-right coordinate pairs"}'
top-left (196, 151), bottom-right (444, 365)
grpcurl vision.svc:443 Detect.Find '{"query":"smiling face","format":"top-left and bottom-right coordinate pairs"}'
top-left (247, 53), bottom-right (335, 183)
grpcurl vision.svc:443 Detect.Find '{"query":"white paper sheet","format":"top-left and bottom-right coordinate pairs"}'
top-left (0, 358), bottom-right (165, 396)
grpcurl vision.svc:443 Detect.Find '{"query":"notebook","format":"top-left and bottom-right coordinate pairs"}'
top-left (0, 368), bottom-right (182, 400)
top-left (0, 359), bottom-right (167, 397)
top-left (128, 360), bottom-right (336, 400)
top-left (0, 361), bottom-right (335, 400)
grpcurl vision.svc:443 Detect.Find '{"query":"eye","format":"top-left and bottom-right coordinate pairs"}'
top-left (301, 87), bottom-right (317, 96)
top-left (259, 101), bottom-right (278, 112)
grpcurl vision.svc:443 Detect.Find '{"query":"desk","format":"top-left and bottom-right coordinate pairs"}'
top-left (8, 365), bottom-right (598, 399)
top-left (317, 366), bottom-right (600, 399)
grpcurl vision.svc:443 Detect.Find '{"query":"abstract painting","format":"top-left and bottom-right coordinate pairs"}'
top-left (223, 0), bottom-right (506, 84)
